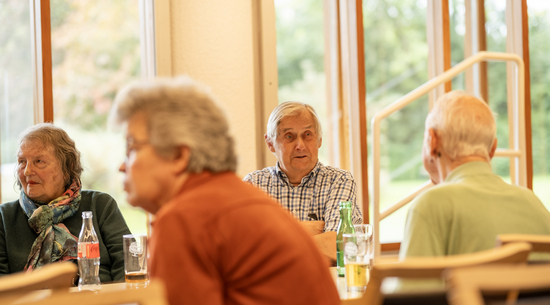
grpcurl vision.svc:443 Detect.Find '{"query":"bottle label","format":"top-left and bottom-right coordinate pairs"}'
top-left (78, 243), bottom-right (100, 258)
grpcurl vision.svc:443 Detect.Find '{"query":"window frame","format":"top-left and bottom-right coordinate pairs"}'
top-left (30, 0), bottom-right (168, 236)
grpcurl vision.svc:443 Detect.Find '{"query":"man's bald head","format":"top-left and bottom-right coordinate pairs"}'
top-left (426, 91), bottom-right (496, 161)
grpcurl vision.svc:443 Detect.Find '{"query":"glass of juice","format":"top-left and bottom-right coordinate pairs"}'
top-left (343, 232), bottom-right (370, 293)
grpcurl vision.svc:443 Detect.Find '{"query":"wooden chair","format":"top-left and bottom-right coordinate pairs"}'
top-left (446, 264), bottom-right (550, 305)
top-left (3, 280), bottom-right (168, 305)
top-left (497, 234), bottom-right (550, 253)
top-left (0, 262), bottom-right (77, 295)
top-left (343, 242), bottom-right (532, 305)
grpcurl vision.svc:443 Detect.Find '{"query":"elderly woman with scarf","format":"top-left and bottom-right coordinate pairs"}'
top-left (0, 123), bottom-right (131, 283)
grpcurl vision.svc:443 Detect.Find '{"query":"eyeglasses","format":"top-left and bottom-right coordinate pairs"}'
top-left (125, 137), bottom-right (150, 160)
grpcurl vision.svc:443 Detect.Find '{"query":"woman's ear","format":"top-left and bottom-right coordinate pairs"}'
top-left (172, 146), bottom-right (191, 174)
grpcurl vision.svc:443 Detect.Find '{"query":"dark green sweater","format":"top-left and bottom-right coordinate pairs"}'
top-left (0, 190), bottom-right (131, 283)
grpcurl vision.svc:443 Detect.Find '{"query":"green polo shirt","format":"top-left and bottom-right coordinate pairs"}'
top-left (399, 161), bottom-right (550, 259)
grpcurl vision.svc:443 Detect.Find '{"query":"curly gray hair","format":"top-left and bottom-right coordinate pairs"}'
top-left (111, 76), bottom-right (237, 173)
top-left (16, 123), bottom-right (83, 190)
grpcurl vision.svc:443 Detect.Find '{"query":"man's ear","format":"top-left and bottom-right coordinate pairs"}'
top-left (488, 138), bottom-right (498, 160)
top-left (318, 137), bottom-right (322, 148)
top-left (264, 134), bottom-right (276, 153)
top-left (172, 146), bottom-right (191, 175)
top-left (428, 128), bottom-right (439, 157)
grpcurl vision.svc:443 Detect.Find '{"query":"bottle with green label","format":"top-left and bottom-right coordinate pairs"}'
top-left (336, 201), bottom-right (355, 277)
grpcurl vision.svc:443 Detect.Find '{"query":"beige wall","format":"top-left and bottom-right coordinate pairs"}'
top-left (168, 0), bottom-right (259, 177)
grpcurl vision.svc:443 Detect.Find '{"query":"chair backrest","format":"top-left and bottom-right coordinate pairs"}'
top-left (445, 264), bottom-right (550, 305)
top-left (497, 234), bottom-right (550, 253)
top-left (361, 242), bottom-right (532, 305)
top-left (6, 280), bottom-right (168, 305)
top-left (0, 262), bottom-right (77, 295)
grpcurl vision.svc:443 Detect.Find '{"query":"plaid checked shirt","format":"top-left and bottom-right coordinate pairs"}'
top-left (243, 162), bottom-right (362, 232)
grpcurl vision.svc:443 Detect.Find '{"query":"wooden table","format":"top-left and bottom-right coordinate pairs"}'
top-left (3, 282), bottom-right (145, 304)
top-left (67, 282), bottom-right (146, 293)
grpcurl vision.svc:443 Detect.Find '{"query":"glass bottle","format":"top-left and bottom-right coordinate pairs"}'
top-left (336, 201), bottom-right (355, 277)
top-left (78, 211), bottom-right (101, 291)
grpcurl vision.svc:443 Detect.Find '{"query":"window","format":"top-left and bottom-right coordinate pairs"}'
top-left (274, 0), bottom-right (330, 164)
top-left (0, 1), bottom-right (150, 235)
top-left (527, 0), bottom-right (550, 210)
top-left (0, 1), bottom-right (34, 204)
top-left (50, 0), bottom-right (146, 234)
top-left (363, 0), bottom-right (429, 243)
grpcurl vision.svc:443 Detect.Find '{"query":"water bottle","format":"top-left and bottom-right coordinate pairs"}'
top-left (336, 201), bottom-right (355, 277)
top-left (78, 211), bottom-right (101, 291)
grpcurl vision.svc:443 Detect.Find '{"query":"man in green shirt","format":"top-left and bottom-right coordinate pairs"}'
top-left (399, 91), bottom-right (550, 259)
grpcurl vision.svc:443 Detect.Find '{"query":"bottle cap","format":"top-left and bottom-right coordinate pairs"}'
top-left (82, 211), bottom-right (93, 218)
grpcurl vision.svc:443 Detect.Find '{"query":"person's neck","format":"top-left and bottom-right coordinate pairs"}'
top-left (285, 170), bottom-right (310, 186)
top-left (437, 154), bottom-right (489, 182)
top-left (154, 172), bottom-right (190, 213)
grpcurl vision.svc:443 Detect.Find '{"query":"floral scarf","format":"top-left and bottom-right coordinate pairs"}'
top-left (19, 180), bottom-right (82, 271)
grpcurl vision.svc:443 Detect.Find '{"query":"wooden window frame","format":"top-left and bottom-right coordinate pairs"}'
top-left (346, 0), bottom-right (532, 254)
top-left (32, 0), bottom-right (168, 237)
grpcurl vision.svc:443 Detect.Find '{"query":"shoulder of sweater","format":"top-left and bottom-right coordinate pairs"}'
top-left (78, 190), bottom-right (121, 220)
top-left (0, 199), bottom-right (22, 214)
top-left (80, 190), bottom-right (117, 205)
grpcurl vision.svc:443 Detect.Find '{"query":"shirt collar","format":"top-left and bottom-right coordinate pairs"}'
top-left (444, 161), bottom-right (493, 183)
top-left (274, 161), bottom-right (323, 187)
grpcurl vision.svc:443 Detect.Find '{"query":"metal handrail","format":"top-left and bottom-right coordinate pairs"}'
top-left (371, 51), bottom-right (526, 261)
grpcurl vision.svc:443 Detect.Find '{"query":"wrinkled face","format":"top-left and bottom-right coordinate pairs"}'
top-left (119, 112), bottom-right (175, 214)
top-left (17, 141), bottom-right (66, 203)
top-left (268, 111), bottom-right (322, 182)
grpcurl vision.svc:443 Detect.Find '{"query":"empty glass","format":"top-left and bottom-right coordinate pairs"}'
top-left (123, 234), bottom-right (149, 287)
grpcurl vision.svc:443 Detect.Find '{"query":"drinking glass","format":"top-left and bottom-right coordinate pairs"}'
top-left (354, 224), bottom-right (374, 266)
top-left (123, 234), bottom-right (149, 287)
top-left (343, 232), bottom-right (370, 292)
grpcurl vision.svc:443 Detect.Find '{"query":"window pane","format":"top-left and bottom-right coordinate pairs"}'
top-left (363, 0), bottom-right (429, 243)
top-left (449, 0), bottom-right (466, 90)
top-left (275, 0), bottom-right (330, 164)
top-left (527, 0), bottom-right (550, 211)
top-left (50, 0), bottom-right (145, 234)
top-left (0, 1), bottom-right (34, 203)
top-left (484, 0), bottom-right (510, 179)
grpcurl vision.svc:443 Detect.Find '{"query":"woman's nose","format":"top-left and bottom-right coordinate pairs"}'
top-left (119, 162), bottom-right (126, 173)
top-left (23, 163), bottom-right (33, 176)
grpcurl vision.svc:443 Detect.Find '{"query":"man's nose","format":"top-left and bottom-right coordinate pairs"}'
top-left (295, 137), bottom-right (305, 150)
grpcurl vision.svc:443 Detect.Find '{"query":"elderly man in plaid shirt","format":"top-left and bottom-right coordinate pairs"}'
top-left (244, 101), bottom-right (362, 261)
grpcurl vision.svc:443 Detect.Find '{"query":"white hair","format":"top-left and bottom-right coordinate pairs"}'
top-left (111, 75), bottom-right (237, 173)
top-left (426, 91), bottom-right (496, 160)
top-left (266, 101), bottom-right (322, 142)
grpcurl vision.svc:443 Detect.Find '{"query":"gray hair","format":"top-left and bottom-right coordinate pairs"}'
top-left (266, 101), bottom-right (322, 142)
top-left (426, 90), bottom-right (496, 160)
top-left (16, 123), bottom-right (83, 189)
top-left (111, 76), bottom-right (237, 173)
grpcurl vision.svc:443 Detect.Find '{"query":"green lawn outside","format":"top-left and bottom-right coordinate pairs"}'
top-left (374, 175), bottom-right (550, 243)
